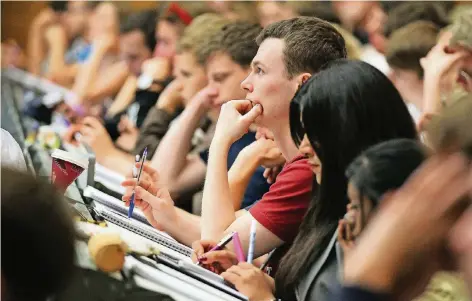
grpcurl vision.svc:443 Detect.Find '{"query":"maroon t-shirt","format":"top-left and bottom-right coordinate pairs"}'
top-left (250, 154), bottom-right (314, 242)
top-left (249, 154), bottom-right (314, 274)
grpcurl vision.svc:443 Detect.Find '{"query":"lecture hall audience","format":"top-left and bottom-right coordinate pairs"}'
top-left (2, 1), bottom-right (472, 300)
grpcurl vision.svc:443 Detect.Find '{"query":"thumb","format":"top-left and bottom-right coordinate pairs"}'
top-left (241, 104), bottom-right (262, 125)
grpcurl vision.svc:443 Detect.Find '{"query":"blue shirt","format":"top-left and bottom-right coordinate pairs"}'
top-left (199, 132), bottom-right (271, 208)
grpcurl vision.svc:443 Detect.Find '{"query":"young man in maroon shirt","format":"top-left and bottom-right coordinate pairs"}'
top-left (198, 17), bottom-right (346, 268)
top-left (123, 17), bottom-right (347, 265)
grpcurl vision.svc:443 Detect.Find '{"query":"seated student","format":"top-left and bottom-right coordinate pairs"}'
top-left (383, 2), bottom-right (450, 41)
top-left (27, 1), bottom-right (92, 76)
top-left (42, 1), bottom-right (99, 87)
top-left (333, 97), bottom-right (472, 301)
top-left (386, 21), bottom-right (440, 124)
top-left (341, 138), bottom-right (468, 301)
top-left (122, 17), bottom-right (346, 253)
top-left (374, 2), bottom-right (450, 55)
top-left (75, 14), bottom-right (229, 178)
top-left (100, 10), bottom-right (158, 142)
top-left (1, 168), bottom-right (76, 301)
top-left (71, 6), bottom-right (150, 109)
top-left (194, 60), bottom-right (418, 301)
top-left (63, 5), bottom-right (214, 154)
top-left (62, 9), bottom-right (156, 145)
top-left (105, 2), bottom-right (215, 119)
top-left (343, 139), bottom-right (431, 300)
top-left (120, 3), bottom-right (216, 155)
top-left (416, 18), bottom-right (471, 134)
top-left (150, 21), bottom-right (272, 208)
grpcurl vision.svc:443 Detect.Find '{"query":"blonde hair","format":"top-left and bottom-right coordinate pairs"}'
top-left (176, 13), bottom-right (229, 61)
top-left (449, 7), bottom-right (472, 50)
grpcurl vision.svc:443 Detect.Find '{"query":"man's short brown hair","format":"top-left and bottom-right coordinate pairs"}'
top-left (384, 2), bottom-right (449, 38)
top-left (176, 13), bottom-right (229, 64)
top-left (256, 17), bottom-right (347, 78)
top-left (197, 21), bottom-right (262, 67)
top-left (386, 21), bottom-right (440, 78)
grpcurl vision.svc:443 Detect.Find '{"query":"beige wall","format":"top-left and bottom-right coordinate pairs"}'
top-left (2, 1), bottom-right (48, 48)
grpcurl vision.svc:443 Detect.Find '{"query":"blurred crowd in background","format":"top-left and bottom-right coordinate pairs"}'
top-left (1, 1), bottom-right (472, 301)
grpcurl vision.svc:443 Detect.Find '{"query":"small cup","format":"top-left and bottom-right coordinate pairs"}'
top-left (51, 149), bottom-right (88, 192)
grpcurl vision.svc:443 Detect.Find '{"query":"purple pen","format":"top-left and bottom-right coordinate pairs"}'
top-left (197, 231), bottom-right (235, 265)
top-left (128, 147), bottom-right (147, 218)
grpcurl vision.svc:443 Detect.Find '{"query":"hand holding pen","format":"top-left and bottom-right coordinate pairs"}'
top-left (128, 147), bottom-right (147, 218)
top-left (192, 235), bottom-right (239, 274)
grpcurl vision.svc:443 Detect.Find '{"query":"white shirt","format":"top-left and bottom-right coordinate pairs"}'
top-left (1, 129), bottom-right (27, 172)
top-left (361, 45), bottom-right (390, 75)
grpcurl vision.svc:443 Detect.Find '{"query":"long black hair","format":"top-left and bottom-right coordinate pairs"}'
top-left (277, 59), bottom-right (418, 298)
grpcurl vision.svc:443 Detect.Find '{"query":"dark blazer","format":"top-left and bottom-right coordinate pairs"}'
top-left (295, 231), bottom-right (342, 301)
top-left (330, 287), bottom-right (388, 301)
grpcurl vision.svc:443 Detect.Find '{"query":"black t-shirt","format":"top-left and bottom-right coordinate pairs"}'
top-left (105, 89), bottom-right (161, 141)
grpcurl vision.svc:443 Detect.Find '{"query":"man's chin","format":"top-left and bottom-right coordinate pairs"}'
top-left (253, 115), bottom-right (264, 126)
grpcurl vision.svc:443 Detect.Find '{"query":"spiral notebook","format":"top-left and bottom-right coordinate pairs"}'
top-left (83, 186), bottom-right (149, 225)
top-left (92, 202), bottom-right (193, 260)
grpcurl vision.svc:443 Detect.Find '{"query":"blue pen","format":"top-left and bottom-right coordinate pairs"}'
top-left (247, 219), bottom-right (257, 263)
top-left (128, 148), bottom-right (147, 218)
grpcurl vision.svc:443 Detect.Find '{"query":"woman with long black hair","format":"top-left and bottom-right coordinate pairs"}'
top-left (195, 59), bottom-right (419, 301)
top-left (276, 58), bottom-right (418, 301)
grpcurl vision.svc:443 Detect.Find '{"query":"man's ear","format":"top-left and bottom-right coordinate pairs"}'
top-left (298, 73), bottom-right (312, 86)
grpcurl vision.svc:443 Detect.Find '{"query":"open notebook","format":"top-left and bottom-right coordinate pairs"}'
top-left (83, 186), bottom-right (148, 224)
top-left (92, 203), bottom-right (193, 260)
top-left (94, 164), bottom-right (126, 195)
top-left (83, 186), bottom-right (194, 260)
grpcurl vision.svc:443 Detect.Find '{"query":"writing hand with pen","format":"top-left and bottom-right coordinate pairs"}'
top-left (191, 239), bottom-right (239, 274)
top-left (192, 239), bottom-right (275, 301)
top-left (121, 163), bottom-right (177, 231)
